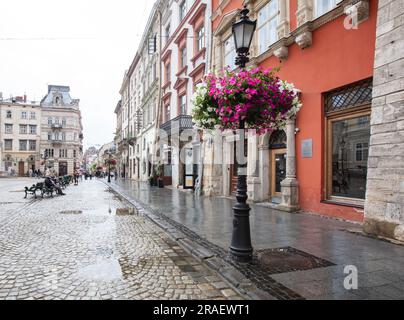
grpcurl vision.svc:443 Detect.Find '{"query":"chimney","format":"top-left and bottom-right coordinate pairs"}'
top-left (24, 94), bottom-right (27, 102)
top-left (0, 92), bottom-right (3, 101)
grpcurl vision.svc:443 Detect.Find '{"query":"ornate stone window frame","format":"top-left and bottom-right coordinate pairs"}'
top-left (323, 79), bottom-right (373, 208)
top-left (248, 0), bottom-right (368, 64)
top-left (248, 0), bottom-right (290, 58)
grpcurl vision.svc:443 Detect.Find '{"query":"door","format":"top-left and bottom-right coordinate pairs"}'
top-left (183, 147), bottom-right (196, 189)
top-left (59, 162), bottom-right (68, 176)
top-left (271, 149), bottom-right (287, 202)
top-left (18, 162), bottom-right (25, 177)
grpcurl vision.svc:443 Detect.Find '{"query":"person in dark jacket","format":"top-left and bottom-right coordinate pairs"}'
top-left (45, 174), bottom-right (65, 196)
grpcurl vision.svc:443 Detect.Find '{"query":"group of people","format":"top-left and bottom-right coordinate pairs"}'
top-left (44, 172), bottom-right (66, 196)
top-left (28, 169), bottom-right (43, 178)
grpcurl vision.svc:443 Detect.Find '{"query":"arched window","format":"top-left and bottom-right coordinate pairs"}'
top-left (6, 110), bottom-right (12, 119)
top-left (268, 130), bottom-right (287, 149)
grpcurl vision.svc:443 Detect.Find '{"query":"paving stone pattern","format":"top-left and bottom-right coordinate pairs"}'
top-left (0, 179), bottom-right (242, 300)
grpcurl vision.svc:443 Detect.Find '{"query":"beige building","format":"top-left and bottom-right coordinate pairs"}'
top-left (40, 85), bottom-right (83, 176)
top-left (0, 95), bottom-right (42, 176)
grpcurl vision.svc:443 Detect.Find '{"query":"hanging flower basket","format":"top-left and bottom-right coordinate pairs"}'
top-left (192, 67), bottom-right (302, 133)
top-left (106, 159), bottom-right (117, 166)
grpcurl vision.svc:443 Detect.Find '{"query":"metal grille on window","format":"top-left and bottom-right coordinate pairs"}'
top-left (324, 78), bottom-right (373, 114)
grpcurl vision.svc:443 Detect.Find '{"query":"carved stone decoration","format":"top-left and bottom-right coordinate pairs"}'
top-left (277, 20), bottom-right (289, 39)
top-left (274, 46), bottom-right (289, 61)
top-left (295, 31), bottom-right (312, 49)
top-left (296, 0), bottom-right (313, 27)
top-left (344, 0), bottom-right (370, 25)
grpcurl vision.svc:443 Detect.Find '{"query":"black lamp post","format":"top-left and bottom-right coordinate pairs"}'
top-left (229, 5), bottom-right (256, 263)
top-left (107, 151), bottom-right (112, 183)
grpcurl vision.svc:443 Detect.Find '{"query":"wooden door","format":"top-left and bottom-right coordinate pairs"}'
top-left (18, 162), bottom-right (25, 176)
top-left (59, 162), bottom-right (68, 176)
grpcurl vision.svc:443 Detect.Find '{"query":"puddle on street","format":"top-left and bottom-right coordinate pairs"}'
top-left (60, 210), bottom-right (83, 215)
top-left (60, 207), bottom-right (138, 216)
top-left (77, 258), bottom-right (123, 281)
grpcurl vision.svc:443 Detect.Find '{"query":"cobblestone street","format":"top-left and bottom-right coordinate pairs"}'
top-left (0, 178), bottom-right (242, 300)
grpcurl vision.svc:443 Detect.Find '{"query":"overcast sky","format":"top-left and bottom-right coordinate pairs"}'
top-left (0, 0), bottom-right (155, 150)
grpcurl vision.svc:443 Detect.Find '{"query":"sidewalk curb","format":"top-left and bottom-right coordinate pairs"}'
top-left (105, 182), bottom-right (276, 300)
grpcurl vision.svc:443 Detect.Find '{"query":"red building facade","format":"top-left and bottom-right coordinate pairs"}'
top-left (207, 0), bottom-right (377, 222)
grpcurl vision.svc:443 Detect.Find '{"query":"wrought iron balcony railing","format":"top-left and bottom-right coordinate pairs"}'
top-left (51, 124), bottom-right (63, 130)
top-left (160, 115), bottom-right (193, 134)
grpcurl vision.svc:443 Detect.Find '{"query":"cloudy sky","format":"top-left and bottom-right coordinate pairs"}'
top-left (0, 0), bottom-right (155, 150)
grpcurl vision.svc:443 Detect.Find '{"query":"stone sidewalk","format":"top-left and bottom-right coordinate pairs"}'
top-left (0, 179), bottom-right (243, 300)
top-left (109, 179), bottom-right (404, 300)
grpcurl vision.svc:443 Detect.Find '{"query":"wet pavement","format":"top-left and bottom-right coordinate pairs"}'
top-left (0, 178), bottom-right (242, 300)
top-left (110, 179), bottom-right (404, 300)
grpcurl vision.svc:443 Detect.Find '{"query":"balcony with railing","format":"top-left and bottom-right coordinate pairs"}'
top-left (160, 115), bottom-right (193, 134)
top-left (52, 139), bottom-right (63, 146)
top-left (51, 124), bottom-right (63, 130)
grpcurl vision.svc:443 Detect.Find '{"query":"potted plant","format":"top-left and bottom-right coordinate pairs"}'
top-left (156, 163), bottom-right (164, 188)
top-left (148, 171), bottom-right (157, 187)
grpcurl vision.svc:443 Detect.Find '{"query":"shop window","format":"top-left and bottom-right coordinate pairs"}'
top-left (325, 79), bottom-right (372, 204)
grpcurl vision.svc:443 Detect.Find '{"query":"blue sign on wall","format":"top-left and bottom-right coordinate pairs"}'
top-left (302, 139), bottom-right (313, 158)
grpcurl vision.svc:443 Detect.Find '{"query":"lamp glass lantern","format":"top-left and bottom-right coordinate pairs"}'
top-left (232, 7), bottom-right (256, 55)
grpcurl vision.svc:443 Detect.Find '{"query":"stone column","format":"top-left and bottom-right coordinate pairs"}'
top-left (364, 0), bottom-right (404, 242)
top-left (247, 132), bottom-right (261, 201)
top-left (279, 118), bottom-right (300, 212)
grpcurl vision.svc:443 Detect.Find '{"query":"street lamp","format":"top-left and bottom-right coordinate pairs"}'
top-left (232, 5), bottom-right (257, 69)
top-left (229, 5), bottom-right (256, 263)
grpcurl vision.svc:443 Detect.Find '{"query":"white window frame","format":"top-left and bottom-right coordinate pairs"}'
top-left (5, 124), bottom-right (13, 134)
top-left (223, 35), bottom-right (236, 70)
top-left (314, 0), bottom-right (339, 19)
top-left (257, 0), bottom-right (280, 55)
top-left (29, 125), bottom-right (37, 135)
top-left (4, 139), bottom-right (12, 150)
top-left (181, 46), bottom-right (187, 68)
top-left (180, 95), bottom-right (187, 115)
top-left (19, 140), bottom-right (27, 151)
top-left (197, 26), bottom-right (205, 52)
top-left (179, 0), bottom-right (187, 21)
top-left (21, 111), bottom-right (27, 119)
top-left (20, 124), bottom-right (27, 134)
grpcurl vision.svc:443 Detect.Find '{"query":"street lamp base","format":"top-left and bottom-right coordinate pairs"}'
top-left (229, 246), bottom-right (253, 263)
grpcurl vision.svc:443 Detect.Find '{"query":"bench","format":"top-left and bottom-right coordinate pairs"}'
top-left (24, 183), bottom-right (42, 199)
top-left (39, 182), bottom-right (55, 198)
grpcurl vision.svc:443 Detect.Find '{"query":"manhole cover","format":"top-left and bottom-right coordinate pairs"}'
top-left (59, 210), bottom-right (83, 215)
top-left (255, 247), bottom-right (334, 274)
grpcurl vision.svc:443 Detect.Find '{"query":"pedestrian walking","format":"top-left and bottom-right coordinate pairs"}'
top-left (74, 170), bottom-right (79, 186)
